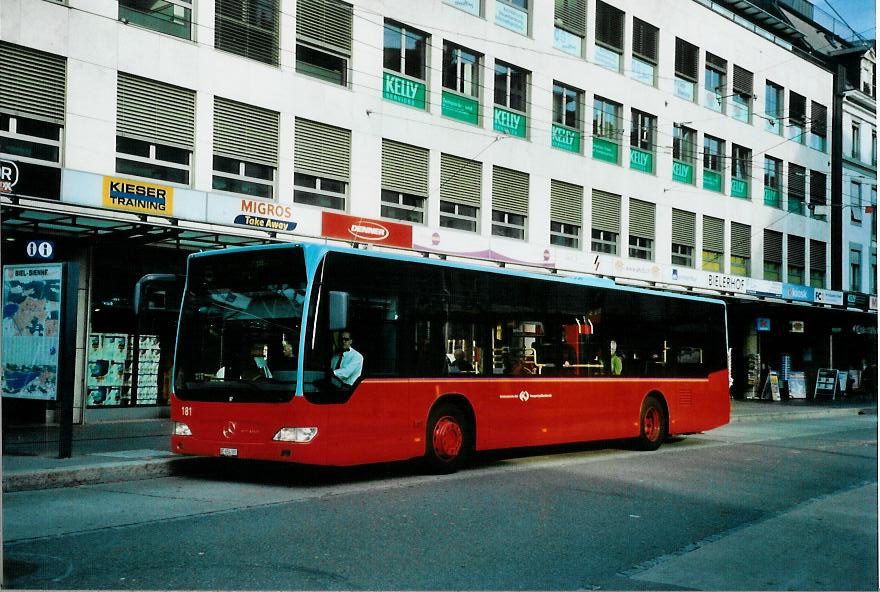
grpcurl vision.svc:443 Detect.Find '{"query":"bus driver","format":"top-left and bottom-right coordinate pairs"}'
top-left (329, 330), bottom-right (364, 389)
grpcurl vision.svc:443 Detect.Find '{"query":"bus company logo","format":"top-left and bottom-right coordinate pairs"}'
top-left (500, 390), bottom-right (552, 402)
top-left (222, 421), bottom-right (237, 439)
top-left (349, 221), bottom-right (389, 241)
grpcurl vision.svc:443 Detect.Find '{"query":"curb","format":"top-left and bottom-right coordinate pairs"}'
top-left (729, 406), bottom-right (874, 423)
top-left (2, 457), bottom-right (200, 493)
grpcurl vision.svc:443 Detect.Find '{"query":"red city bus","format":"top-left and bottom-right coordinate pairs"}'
top-left (171, 243), bottom-right (729, 472)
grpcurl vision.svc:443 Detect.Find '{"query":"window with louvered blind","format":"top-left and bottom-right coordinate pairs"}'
top-left (595, 1), bottom-right (624, 52)
top-left (675, 38), bottom-right (698, 82)
top-left (440, 153), bottom-right (482, 233)
top-left (115, 72), bottom-right (195, 185)
top-left (296, 0), bottom-right (352, 86)
top-left (632, 18), bottom-right (658, 64)
top-left (381, 139), bottom-right (428, 223)
top-left (591, 190), bottom-right (620, 233)
top-left (628, 199), bottom-right (654, 239)
top-left (787, 234), bottom-right (805, 284)
top-left (551, 179), bottom-right (583, 226)
top-left (787, 163), bottom-right (806, 214)
top-left (555, 0), bottom-right (586, 36)
top-left (764, 230), bottom-right (782, 263)
top-left (0, 42), bottom-right (66, 199)
top-left (1, 41), bottom-right (66, 124)
top-left (730, 221), bottom-right (751, 276)
top-left (809, 239), bottom-right (826, 287)
top-left (294, 117), bottom-right (351, 210)
top-left (809, 170), bottom-right (827, 208)
top-left (809, 101), bottom-right (827, 151)
top-left (702, 216), bottom-right (724, 253)
top-left (788, 91), bottom-right (806, 126)
top-left (491, 166), bottom-right (529, 240)
top-left (671, 209), bottom-right (695, 267)
top-left (215, 0), bottom-right (279, 66)
top-left (212, 98), bottom-right (279, 199)
top-left (733, 66), bottom-right (752, 96)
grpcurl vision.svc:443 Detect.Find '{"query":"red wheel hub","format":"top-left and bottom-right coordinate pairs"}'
top-left (432, 416), bottom-right (463, 460)
top-left (644, 407), bottom-right (661, 441)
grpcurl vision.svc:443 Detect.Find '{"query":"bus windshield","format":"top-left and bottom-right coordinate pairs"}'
top-left (174, 247), bottom-right (306, 402)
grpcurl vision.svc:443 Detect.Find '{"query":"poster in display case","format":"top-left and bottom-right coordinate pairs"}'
top-left (87, 333), bottom-right (162, 406)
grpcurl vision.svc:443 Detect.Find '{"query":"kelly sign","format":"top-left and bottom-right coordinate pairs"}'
top-left (322, 212), bottom-right (413, 248)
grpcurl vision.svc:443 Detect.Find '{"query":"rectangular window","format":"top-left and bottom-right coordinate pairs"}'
top-left (704, 53), bottom-right (726, 113)
top-left (631, 17), bottom-right (658, 86)
top-left (731, 65), bottom-right (753, 123)
top-left (850, 247), bottom-right (863, 292)
top-left (594, 0), bottom-right (624, 72)
top-left (730, 222), bottom-right (751, 277)
top-left (492, 210), bottom-right (526, 240)
top-left (440, 153), bottom-right (481, 232)
top-left (294, 117), bottom-right (351, 210)
top-left (550, 179), bottom-right (582, 249)
top-left (552, 82), bottom-right (583, 153)
top-left (731, 144), bottom-right (751, 199)
top-left (591, 229), bottom-right (618, 254)
top-left (851, 181), bottom-right (863, 223)
top-left (852, 123), bottom-right (861, 159)
top-left (628, 198), bottom-right (655, 261)
top-left (810, 239), bottom-right (826, 289)
top-left (591, 189), bottom-right (620, 255)
top-left (0, 113), bottom-right (63, 199)
top-left (702, 215), bottom-right (724, 272)
top-left (788, 163), bottom-right (806, 215)
top-left (592, 96), bottom-right (621, 163)
top-left (788, 91), bottom-right (806, 144)
top-left (672, 124), bottom-right (696, 184)
top-left (296, 0), bottom-right (353, 86)
top-left (809, 170), bottom-right (827, 220)
top-left (872, 130), bottom-right (877, 165)
top-left (381, 139), bottom-right (428, 224)
top-left (440, 201), bottom-right (479, 232)
top-left (671, 209), bottom-right (696, 267)
top-left (630, 109), bottom-right (656, 173)
top-left (383, 21), bottom-right (427, 80)
top-left (703, 135), bottom-right (724, 193)
top-left (674, 38), bottom-right (699, 101)
top-left (442, 41), bottom-right (481, 98)
top-left (494, 61), bottom-right (528, 112)
top-left (764, 81), bottom-right (783, 135)
top-left (213, 156), bottom-right (275, 199)
top-left (215, 0), bottom-right (280, 65)
top-left (119, 0), bottom-right (192, 40)
top-left (381, 189), bottom-right (425, 224)
top-left (787, 235), bottom-right (805, 285)
top-left (116, 73), bottom-right (195, 185)
top-left (809, 101), bottom-right (827, 151)
top-left (491, 166), bottom-right (528, 240)
top-left (764, 156), bottom-right (781, 207)
top-left (764, 229), bottom-right (783, 281)
top-left (495, 0), bottom-right (529, 36)
top-left (554, 0), bottom-right (586, 57)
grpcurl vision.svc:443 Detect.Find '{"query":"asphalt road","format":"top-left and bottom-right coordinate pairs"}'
top-left (3, 414), bottom-right (877, 590)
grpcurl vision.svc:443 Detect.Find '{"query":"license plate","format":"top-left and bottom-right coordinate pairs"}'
top-left (220, 447), bottom-right (238, 457)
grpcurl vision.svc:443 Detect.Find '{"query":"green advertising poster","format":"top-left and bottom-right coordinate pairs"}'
top-left (551, 124), bottom-right (581, 153)
top-left (629, 148), bottom-right (654, 173)
top-left (672, 160), bottom-right (694, 184)
top-left (731, 178), bottom-right (749, 199)
top-left (442, 91), bottom-right (479, 125)
top-left (703, 170), bottom-right (723, 193)
top-left (383, 72), bottom-right (426, 110)
top-left (592, 138), bottom-right (619, 164)
top-left (764, 187), bottom-right (780, 207)
top-left (493, 107), bottom-right (527, 138)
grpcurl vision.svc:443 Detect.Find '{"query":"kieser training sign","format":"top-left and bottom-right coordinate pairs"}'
top-left (322, 212), bottom-right (413, 248)
top-left (102, 177), bottom-right (174, 216)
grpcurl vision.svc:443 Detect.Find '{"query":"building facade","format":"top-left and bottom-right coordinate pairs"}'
top-left (0, 0), bottom-right (876, 425)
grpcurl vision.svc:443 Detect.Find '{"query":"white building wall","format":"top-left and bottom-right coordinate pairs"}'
top-left (1, 0), bottom-right (840, 284)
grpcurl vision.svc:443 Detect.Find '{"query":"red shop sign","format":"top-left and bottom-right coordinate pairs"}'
top-left (321, 212), bottom-right (413, 248)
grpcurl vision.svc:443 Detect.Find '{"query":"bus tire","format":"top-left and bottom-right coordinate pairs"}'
top-left (425, 403), bottom-right (472, 473)
top-left (636, 395), bottom-right (667, 451)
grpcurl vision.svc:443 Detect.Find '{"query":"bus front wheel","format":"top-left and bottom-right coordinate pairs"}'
top-left (636, 396), bottom-right (667, 451)
top-left (425, 403), bottom-right (472, 473)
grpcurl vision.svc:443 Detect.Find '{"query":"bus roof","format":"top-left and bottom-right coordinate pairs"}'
top-left (188, 242), bottom-right (726, 308)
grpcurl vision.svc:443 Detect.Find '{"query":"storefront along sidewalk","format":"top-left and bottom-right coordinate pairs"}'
top-left (1, 399), bottom-right (875, 493)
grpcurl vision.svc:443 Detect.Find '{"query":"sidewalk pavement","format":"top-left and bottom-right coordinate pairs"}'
top-left (2, 398), bottom-right (876, 493)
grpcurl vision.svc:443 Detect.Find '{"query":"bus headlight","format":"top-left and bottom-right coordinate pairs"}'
top-left (174, 422), bottom-right (192, 436)
top-left (273, 427), bottom-right (318, 443)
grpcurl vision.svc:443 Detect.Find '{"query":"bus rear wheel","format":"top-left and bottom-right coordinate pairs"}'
top-left (636, 396), bottom-right (667, 451)
top-left (425, 403), bottom-right (472, 473)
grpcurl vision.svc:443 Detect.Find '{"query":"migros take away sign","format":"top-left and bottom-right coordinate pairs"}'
top-left (102, 177), bottom-right (174, 216)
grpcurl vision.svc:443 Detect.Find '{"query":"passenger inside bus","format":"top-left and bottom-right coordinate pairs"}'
top-left (448, 349), bottom-right (474, 373)
top-left (505, 349), bottom-right (536, 376)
